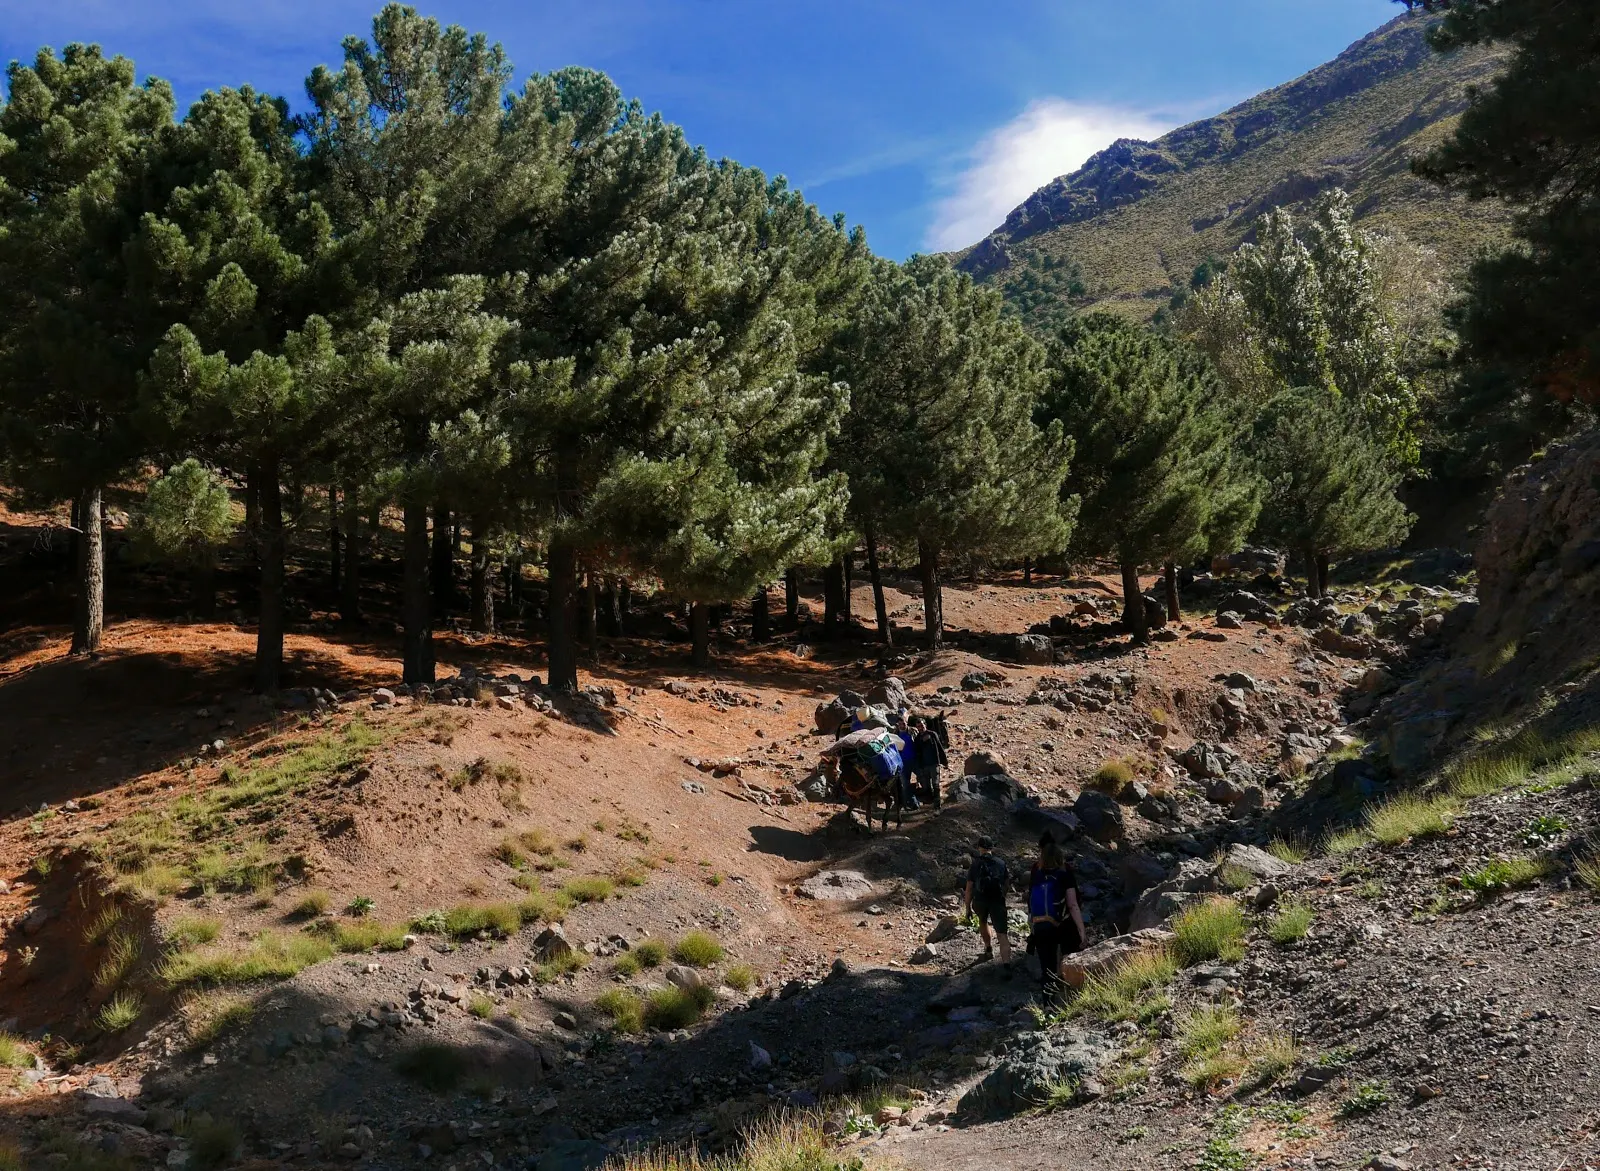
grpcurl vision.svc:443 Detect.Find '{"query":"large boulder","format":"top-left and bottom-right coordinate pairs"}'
top-left (1178, 740), bottom-right (1237, 780)
top-left (1072, 789), bottom-right (1124, 844)
top-left (1382, 712), bottom-right (1455, 775)
top-left (964, 749), bottom-right (1007, 777)
top-left (956, 1030), bottom-right (1114, 1120)
top-left (797, 870), bottom-right (877, 901)
top-left (949, 773), bottom-right (1026, 804)
top-left (813, 699), bottom-right (850, 734)
top-left (1130, 887), bottom-right (1205, 931)
top-left (1061, 929), bottom-right (1175, 988)
top-left (865, 677), bottom-right (909, 711)
top-left (1013, 633), bottom-right (1055, 665)
top-left (1217, 843), bottom-right (1293, 884)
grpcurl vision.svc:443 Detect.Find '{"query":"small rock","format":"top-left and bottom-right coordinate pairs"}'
top-left (925, 915), bottom-right (959, 944)
top-left (909, 943), bottom-right (939, 964)
top-left (372, 687), bottom-right (396, 706)
top-left (749, 1042), bottom-right (773, 1069)
top-left (1365, 1158), bottom-right (1413, 1171)
top-left (1215, 612), bottom-right (1243, 629)
top-left (553, 1011), bottom-right (579, 1032)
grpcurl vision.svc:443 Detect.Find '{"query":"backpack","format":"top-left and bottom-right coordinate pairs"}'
top-left (973, 853), bottom-right (1007, 902)
top-left (1028, 869), bottom-right (1064, 922)
top-left (853, 733), bottom-right (902, 783)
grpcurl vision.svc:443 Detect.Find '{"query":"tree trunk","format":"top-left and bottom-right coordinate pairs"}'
top-left (751, 586), bottom-right (770, 643)
top-left (431, 501), bottom-right (453, 619)
top-left (402, 494), bottom-right (435, 684)
top-left (70, 484), bottom-right (104, 655)
top-left (546, 538), bottom-right (578, 690)
top-left (865, 529), bottom-right (892, 647)
top-left (1303, 546), bottom-right (1321, 599)
top-left (241, 470), bottom-right (259, 603)
top-left (617, 578), bottom-right (631, 634)
top-left (1120, 558), bottom-right (1148, 644)
top-left (918, 540), bottom-right (943, 648)
top-left (1316, 553), bottom-right (1331, 598)
top-left (339, 482), bottom-right (361, 621)
top-left (1163, 561), bottom-right (1180, 622)
top-left (469, 515), bottom-right (494, 634)
top-left (690, 601), bottom-right (710, 667)
top-left (255, 460), bottom-right (286, 692)
top-left (1023, 557), bottom-right (1033, 585)
top-left (328, 485), bottom-right (341, 596)
top-left (784, 568), bottom-right (799, 626)
top-left (582, 570), bottom-right (598, 649)
top-left (822, 559), bottom-right (845, 634)
top-left (842, 550), bottom-right (854, 624)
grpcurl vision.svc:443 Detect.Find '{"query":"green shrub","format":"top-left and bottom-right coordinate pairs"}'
top-left (672, 930), bottom-right (724, 967)
top-left (1366, 794), bottom-right (1454, 845)
top-left (345, 895), bottom-right (375, 917)
top-left (439, 903), bottom-right (522, 939)
top-left (594, 988), bottom-right (645, 1033)
top-left (643, 986), bottom-right (707, 1030)
top-left (1323, 827), bottom-right (1370, 856)
top-left (613, 951), bottom-right (642, 977)
top-left (1337, 1080), bottom-right (1391, 1116)
top-left (1265, 839), bottom-right (1309, 864)
top-left (1268, 901), bottom-right (1314, 945)
top-left (311, 918), bottom-right (409, 953)
top-left (83, 904), bottom-right (125, 945)
top-left (1576, 852), bottom-right (1600, 894)
top-left (1217, 863), bottom-right (1256, 892)
top-left (97, 991), bottom-right (143, 1032)
top-left (724, 962), bottom-right (757, 992)
top-left (560, 876), bottom-right (614, 904)
top-left (515, 891), bottom-right (570, 924)
top-left (159, 931), bottom-right (335, 987)
top-left (169, 915), bottom-right (222, 948)
top-left (613, 1118), bottom-right (834, 1171)
top-left (1172, 897), bottom-right (1248, 964)
top-left (1092, 758), bottom-right (1135, 792)
top-left (290, 890), bottom-right (331, 919)
top-left (1460, 856), bottom-right (1553, 894)
top-left (1067, 948), bottom-right (1178, 1023)
top-left (93, 931), bottom-right (142, 990)
top-left (535, 950), bottom-right (588, 984)
top-left (1182, 1049), bottom-right (1247, 1090)
top-left (180, 991), bottom-right (255, 1048)
top-left (396, 1043), bottom-right (467, 1092)
top-left (466, 994), bottom-right (495, 1019)
top-left (0, 1034), bottom-right (29, 1069)
top-left (1244, 1032), bottom-right (1301, 1088)
top-left (1176, 1004), bottom-right (1240, 1061)
top-left (633, 938), bottom-right (668, 967)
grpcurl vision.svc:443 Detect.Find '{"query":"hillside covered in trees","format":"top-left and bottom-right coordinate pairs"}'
top-left (958, 11), bottom-right (1511, 331)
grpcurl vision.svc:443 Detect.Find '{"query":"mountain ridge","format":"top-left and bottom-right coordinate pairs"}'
top-left (958, 13), bottom-right (1511, 328)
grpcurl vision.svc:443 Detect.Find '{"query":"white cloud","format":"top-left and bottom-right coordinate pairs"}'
top-left (924, 98), bottom-right (1173, 253)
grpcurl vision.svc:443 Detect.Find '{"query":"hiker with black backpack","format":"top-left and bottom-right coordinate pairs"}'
top-left (963, 837), bottom-right (1012, 967)
top-left (1026, 833), bottom-right (1086, 997)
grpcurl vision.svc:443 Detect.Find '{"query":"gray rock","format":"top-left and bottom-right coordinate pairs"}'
top-left (960, 672), bottom-right (991, 691)
top-left (1178, 740), bottom-right (1236, 780)
top-left (321, 1025), bottom-right (347, 1048)
top-left (909, 943), bottom-right (939, 964)
top-left (925, 915), bottom-right (959, 944)
top-left (819, 1050), bottom-right (856, 1096)
top-left (552, 1011), bottom-right (579, 1032)
top-left (813, 699), bottom-right (851, 734)
top-left (1130, 887), bottom-right (1204, 931)
top-left (1013, 633), bottom-right (1055, 665)
top-left (963, 749), bottom-right (1007, 777)
top-left (1215, 611), bottom-right (1243, 629)
top-left (949, 773), bottom-right (1025, 803)
top-left (956, 1030), bottom-right (1113, 1119)
top-left (1223, 671), bottom-right (1259, 691)
top-left (372, 687), bottom-right (396, 706)
top-left (797, 870), bottom-right (876, 901)
top-left (665, 965), bottom-right (705, 992)
top-left (865, 677), bottom-right (909, 711)
top-left (749, 1041), bottom-right (773, 1069)
top-left (1217, 843), bottom-right (1292, 883)
top-left (532, 925), bottom-right (574, 962)
top-left (1205, 776), bottom-right (1245, 805)
top-left (1072, 789), bottom-right (1124, 844)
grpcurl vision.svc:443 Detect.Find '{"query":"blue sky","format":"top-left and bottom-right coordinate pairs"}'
top-left (2, 0), bottom-right (1402, 259)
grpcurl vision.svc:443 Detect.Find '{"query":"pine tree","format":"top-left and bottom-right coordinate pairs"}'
top-left (0, 45), bottom-right (176, 654)
top-left (1041, 316), bottom-right (1260, 641)
top-left (1251, 387), bottom-right (1413, 596)
top-left (1413, 0), bottom-right (1600, 469)
top-left (129, 459), bottom-right (236, 617)
top-left (836, 255), bottom-right (1075, 647)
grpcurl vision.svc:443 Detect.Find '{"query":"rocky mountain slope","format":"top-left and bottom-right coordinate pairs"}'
top-left (957, 13), bottom-right (1511, 329)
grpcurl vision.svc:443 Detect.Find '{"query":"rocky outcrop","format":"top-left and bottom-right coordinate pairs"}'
top-left (956, 1029), bottom-right (1115, 1119)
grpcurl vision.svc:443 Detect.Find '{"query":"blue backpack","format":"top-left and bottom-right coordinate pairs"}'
top-left (1029, 868), bottom-right (1067, 922)
top-left (854, 734), bottom-right (902, 783)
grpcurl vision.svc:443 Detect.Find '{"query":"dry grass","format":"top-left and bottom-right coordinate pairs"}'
top-left (1172, 898), bottom-right (1248, 965)
top-left (610, 1116), bottom-right (839, 1171)
top-left (1066, 948), bottom-right (1179, 1023)
top-left (181, 990), bottom-right (255, 1048)
top-left (1365, 793), bottom-right (1455, 845)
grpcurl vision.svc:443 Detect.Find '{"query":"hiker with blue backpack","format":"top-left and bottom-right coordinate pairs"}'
top-left (1027, 833), bottom-right (1086, 996)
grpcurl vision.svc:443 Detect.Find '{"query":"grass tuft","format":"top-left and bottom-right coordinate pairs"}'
top-left (560, 876), bottom-right (615, 904)
top-left (1067, 948), bottom-right (1178, 1023)
top-left (1576, 852), bottom-right (1600, 894)
top-left (433, 903), bottom-right (523, 940)
top-left (724, 962), bottom-right (757, 992)
top-left (1176, 1004), bottom-right (1241, 1061)
top-left (466, 993), bottom-right (496, 1019)
top-left (1460, 856), bottom-right (1554, 894)
top-left (634, 938), bottom-right (669, 967)
top-left (1092, 757), bottom-right (1135, 792)
top-left (595, 988), bottom-right (645, 1033)
top-left (83, 904), bottom-right (125, 946)
top-left (643, 985), bottom-right (712, 1031)
top-left (93, 931), bottom-right (141, 990)
top-left (1323, 827), bottom-right (1370, 856)
top-left (1245, 1032), bottom-right (1302, 1088)
top-left (0, 1034), bottom-right (30, 1070)
top-left (96, 991), bottom-right (143, 1033)
top-left (1365, 793), bottom-right (1455, 845)
top-left (611, 1117), bottom-right (835, 1171)
top-left (159, 931), bottom-right (335, 987)
top-left (672, 930), bottom-right (724, 967)
top-left (1268, 900), bottom-right (1314, 945)
top-left (290, 889), bottom-right (331, 919)
top-left (1265, 838), bottom-right (1310, 864)
top-left (1172, 897), bottom-right (1248, 965)
top-left (169, 915), bottom-right (222, 948)
top-left (180, 991), bottom-right (255, 1048)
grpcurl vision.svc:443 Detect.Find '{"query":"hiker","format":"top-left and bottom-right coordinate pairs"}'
top-left (963, 837), bottom-right (1012, 967)
top-left (890, 713), bottom-right (919, 810)
top-left (1026, 833), bottom-right (1086, 997)
top-left (909, 715), bottom-right (948, 808)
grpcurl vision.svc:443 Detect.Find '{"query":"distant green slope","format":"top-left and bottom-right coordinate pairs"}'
top-left (958, 13), bottom-right (1510, 330)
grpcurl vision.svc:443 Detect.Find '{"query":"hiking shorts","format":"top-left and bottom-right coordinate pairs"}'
top-left (972, 898), bottom-right (1008, 935)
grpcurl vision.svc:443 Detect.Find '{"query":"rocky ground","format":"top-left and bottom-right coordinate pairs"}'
top-left (6, 539), bottom-right (1599, 1171)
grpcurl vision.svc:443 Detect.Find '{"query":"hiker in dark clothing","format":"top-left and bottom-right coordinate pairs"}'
top-left (909, 716), bottom-right (948, 808)
top-left (963, 837), bottom-right (1012, 965)
top-left (890, 714), bottom-right (919, 811)
top-left (1027, 834), bottom-right (1086, 996)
